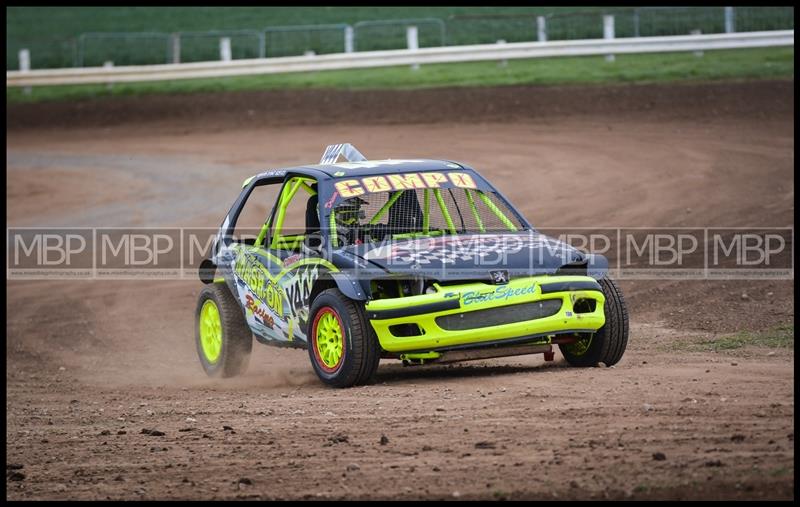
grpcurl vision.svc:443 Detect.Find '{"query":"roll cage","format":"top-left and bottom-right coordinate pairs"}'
top-left (221, 144), bottom-right (532, 257)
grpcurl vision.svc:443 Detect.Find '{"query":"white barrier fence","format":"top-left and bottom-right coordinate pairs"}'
top-left (7, 30), bottom-right (793, 88)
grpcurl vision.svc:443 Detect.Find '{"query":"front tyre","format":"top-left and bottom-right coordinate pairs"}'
top-left (559, 277), bottom-right (629, 367)
top-left (195, 284), bottom-right (252, 378)
top-left (308, 289), bottom-right (381, 388)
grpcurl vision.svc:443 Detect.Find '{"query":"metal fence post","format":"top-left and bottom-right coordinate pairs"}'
top-left (344, 25), bottom-right (354, 53)
top-left (603, 15), bottom-right (615, 62)
top-left (724, 7), bottom-right (735, 33)
top-left (497, 39), bottom-right (508, 66)
top-left (633, 9), bottom-right (640, 37)
top-left (407, 25), bottom-right (419, 70)
top-left (19, 49), bottom-right (31, 95)
top-left (104, 61), bottom-right (114, 90)
top-left (690, 29), bottom-right (704, 57)
top-left (537, 16), bottom-right (547, 42)
top-left (436, 18), bottom-right (446, 47)
top-left (220, 37), bottom-right (232, 61)
top-left (258, 32), bottom-right (266, 58)
top-left (70, 38), bottom-right (79, 68)
top-left (19, 48), bottom-right (30, 71)
top-left (77, 34), bottom-right (86, 67)
top-left (171, 33), bottom-right (181, 63)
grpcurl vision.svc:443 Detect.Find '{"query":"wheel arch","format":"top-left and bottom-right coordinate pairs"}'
top-left (310, 272), bottom-right (368, 307)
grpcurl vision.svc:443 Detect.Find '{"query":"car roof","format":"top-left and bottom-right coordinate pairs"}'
top-left (305, 159), bottom-right (468, 177)
top-left (248, 159), bottom-right (477, 184)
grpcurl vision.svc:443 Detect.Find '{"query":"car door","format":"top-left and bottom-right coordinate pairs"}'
top-left (214, 174), bottom-right (287, 344)
top-left (219, 174), bottom-right (331, 346)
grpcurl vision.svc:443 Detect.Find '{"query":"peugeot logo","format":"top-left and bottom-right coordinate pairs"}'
top-left (489, 269), bottom-right (509, 285)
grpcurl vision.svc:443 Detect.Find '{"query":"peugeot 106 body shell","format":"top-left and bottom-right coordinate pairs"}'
top-left (205, 158), bottom-right (610, 357)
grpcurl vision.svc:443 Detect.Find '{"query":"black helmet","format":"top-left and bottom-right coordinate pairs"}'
top-left (335, 197), bottom-right (368, 226)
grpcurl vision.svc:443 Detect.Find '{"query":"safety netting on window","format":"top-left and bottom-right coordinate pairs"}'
top-left (330, 188), bottom-right (525, 247)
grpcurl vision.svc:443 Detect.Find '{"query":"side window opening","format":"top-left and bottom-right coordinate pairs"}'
top-left (231, 182), bottom-right (281, 245)
top-left (269, 176), bottom-right (318, 253)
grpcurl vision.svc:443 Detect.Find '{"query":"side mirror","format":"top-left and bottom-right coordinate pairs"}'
top-left (198, 258), bottom-right (217, 284)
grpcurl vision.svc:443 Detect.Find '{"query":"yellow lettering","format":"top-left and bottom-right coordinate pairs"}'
top-left (265, 281), bottom-right (283, 316)
top-left (387, 173), bottom-right (426, 191)
top-left (420, 172), bottom-right (448, 188)
top-left (335, 179), bottom-right (365, 198)
top-left (362, 175), bottom-right (392, 193)
top-left (448, 172), bottom-right (477, 189)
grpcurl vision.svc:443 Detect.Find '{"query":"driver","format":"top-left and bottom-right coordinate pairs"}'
top-left (333, 197), bottom-right (368, 245)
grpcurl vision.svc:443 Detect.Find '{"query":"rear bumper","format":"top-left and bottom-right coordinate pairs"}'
top-left (365, 275), bottom-right (606, 353)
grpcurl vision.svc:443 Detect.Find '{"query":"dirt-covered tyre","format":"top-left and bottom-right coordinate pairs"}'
top-left (559, 277), bottom-right (629, 367)
top-left (195, 283), bottom-right (252, 378)
top-left (307, 288), bottom-right (381, 388)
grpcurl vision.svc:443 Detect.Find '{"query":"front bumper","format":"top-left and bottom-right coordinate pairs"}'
top-left (365, 275), bottom-right (606, 353)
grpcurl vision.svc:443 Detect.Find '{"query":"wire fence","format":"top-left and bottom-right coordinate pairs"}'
top-left (7, 38), bottom-right (79, 69)
top-left (264, 24), bottom-right (349, 57)
top-left (175, 30), bottom-right (265, 62)
top-left (7, 6), bottom-right (794, 70)
top-left (353, 18), bottom-right (445, 51)
top-left (77, 32), bottom-right (171, 67)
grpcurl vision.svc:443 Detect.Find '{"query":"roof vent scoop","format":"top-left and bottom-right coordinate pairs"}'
top-left (320, 143), bottom-right (367, 165)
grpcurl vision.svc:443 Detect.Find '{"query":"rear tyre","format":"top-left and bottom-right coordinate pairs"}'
top-left (308, 289), bottom-right (381, 388)
top-left (559, 277), bottom-right (629, 367)
top-left (195, 283), bottom-right (252, 378)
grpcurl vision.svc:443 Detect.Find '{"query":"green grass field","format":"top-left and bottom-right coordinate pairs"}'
top-left (6, 6), bottom-right (624, 69)
top-left (6, 47), bottom-right (794, 104)
top-left (5, 6), bottom-right (600, 41)
top-left (7, 7), bottom-right (792, 69)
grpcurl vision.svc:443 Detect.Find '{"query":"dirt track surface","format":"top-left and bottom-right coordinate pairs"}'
top-left (7, 79), bottom-right (793, 131)
top-left (6, 80), bottom-right (794, 500)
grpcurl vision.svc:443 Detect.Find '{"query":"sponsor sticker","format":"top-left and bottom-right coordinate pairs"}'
top-left (461, 283), bottom-right (537, 305)
top-left (334, 171), bottom-right (477, 198)
top-left (233, 253), bottom-right (284, 316)
top-left (245, 294), bottom-right (275, 328)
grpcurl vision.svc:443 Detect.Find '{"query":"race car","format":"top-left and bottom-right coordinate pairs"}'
top-left (195, 143), bottom-right (629, 387)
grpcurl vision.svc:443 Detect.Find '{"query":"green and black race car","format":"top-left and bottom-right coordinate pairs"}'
top-left (195, 144), bottom-right (628, 387)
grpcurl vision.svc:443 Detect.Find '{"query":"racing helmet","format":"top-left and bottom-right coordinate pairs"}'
top-left (334, 197), bottom-right (368, 226)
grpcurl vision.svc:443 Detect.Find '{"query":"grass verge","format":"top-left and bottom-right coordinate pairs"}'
top-left (697, 324), bottom-right (794, 352)
top-left (665, 324), bottom-right (794, 355)
top-left (6, 46), bottom-right (794, 104)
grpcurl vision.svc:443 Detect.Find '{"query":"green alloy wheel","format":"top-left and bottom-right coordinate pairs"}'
top-left (195, 283), bottom-right (253, 377)
top-left (308, 288), bottom-right (380, 388)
